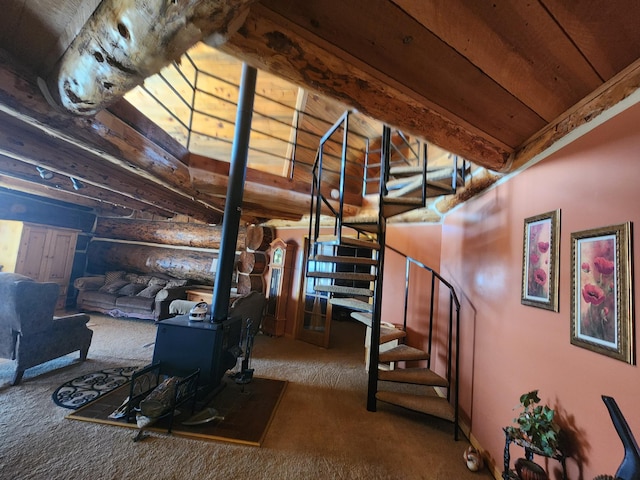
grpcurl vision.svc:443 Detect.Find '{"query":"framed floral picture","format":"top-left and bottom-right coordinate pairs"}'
top-left (570, 222), bottom-right (634, 364)
top-left (521, 209), bottom-right (560, 311)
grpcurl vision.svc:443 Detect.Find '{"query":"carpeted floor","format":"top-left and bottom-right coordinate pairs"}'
top-left (0, 313), bottom-right (496, 480)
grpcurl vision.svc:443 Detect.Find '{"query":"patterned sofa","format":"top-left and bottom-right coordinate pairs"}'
top-left (74, 270), bottom-right (196, 321)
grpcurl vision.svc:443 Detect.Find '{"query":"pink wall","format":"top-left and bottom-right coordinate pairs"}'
top-left (437, 102), bottom-right (640, 478)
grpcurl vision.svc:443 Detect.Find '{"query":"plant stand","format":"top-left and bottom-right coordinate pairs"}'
top-left (502, 428), bottom-right (568, 480)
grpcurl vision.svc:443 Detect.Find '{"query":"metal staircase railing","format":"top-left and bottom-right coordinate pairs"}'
top-left (307, 111), bottom-right (462, 439)
top-left (384, 243), bottom-right (462, 438)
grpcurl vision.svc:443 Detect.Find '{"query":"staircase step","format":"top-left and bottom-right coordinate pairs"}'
top-left (314, 284), bottom-right (374, 297)
top-left (383, 196), bottom-right (424, 205)
top-left (387, 177), bottom-right (423, 198)
top-left (389, 165), bottom-right (423, 176)
top-left (378, 367), bottom-right (448, 387)
top-left (308, 271), bottom-right (376, 281)
top-left (381, 202), bottom-right (424, 218)
top-left (342, 217), bottom-right (380, 233)
top-left (376, 391), bottom-right (455, 422)
top-left (351, 312), bottom-right (372, 327)
top-left (380, 325), bottom-right (406, 344)
top-left (386, 174), bottom-right (422, 190)
top-left (312, 255), bottom-right (378, 266)
top-left (379, 344), bottom-right (429, 362)
top-left (316, 235), bottom-right (380, 250)
top-left (330, 297), bottom-right (373, 312)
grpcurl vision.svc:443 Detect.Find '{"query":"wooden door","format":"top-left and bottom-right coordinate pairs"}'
top-left (295, 238), bottom-right (332, 348)
top-left (41, 228), bottom-right (78, 308)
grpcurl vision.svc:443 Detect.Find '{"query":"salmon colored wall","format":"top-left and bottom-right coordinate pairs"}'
top-left (436, 102), bottom-right (640, 479)
top-left (382, 224), bottom-right (443, 367)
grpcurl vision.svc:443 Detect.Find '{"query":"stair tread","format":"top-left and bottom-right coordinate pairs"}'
top-left (330, 297), bottom-right (373, 312)
top-left (376, 391), bottom-right (455, 422)
top-left (351, 312), bottom-right (372, 326)
top-left (379, 344), bottom-right (429, 362)
top-left (308, 271), bottom-right (376, 281)
top-left (383, 196), bottom-right (424, 205)
top-left (316, 235), bottom-right (380, 249)
top-left (314, 284), bottom-right (374, 296)
top-left (386, 177), bottom-right (423, 198)
top-left (386, 174), bottom-right (423, 189)
top-left (312, 255), bottom-right (377, 265)
top-left (389, 165), bottom-right (423, 175)
top-left (378, 367), bottom-right (448, 387)
top-left (380, 325), bottom-right (407, 344)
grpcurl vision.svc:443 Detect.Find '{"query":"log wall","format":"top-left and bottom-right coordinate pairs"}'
top-left (94, 218), bottom-right (247, 249)
top-left (87, 240), bottom-right (219, 284)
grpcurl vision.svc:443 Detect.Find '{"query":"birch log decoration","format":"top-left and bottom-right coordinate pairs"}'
top-left (41, 0), bottom-right (256, 115)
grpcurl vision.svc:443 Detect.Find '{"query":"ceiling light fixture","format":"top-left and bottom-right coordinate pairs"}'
top-left (36, 166), bottom-right (54, 180)
top-left (70, 177), bottom-right (84, 190)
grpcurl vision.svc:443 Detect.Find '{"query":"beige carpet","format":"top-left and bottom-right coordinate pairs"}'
top-left (0, 314), bottom-right (494, 480)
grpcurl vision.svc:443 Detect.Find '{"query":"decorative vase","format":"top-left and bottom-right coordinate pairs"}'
top-left (515, 458), bottom-right (548, 480)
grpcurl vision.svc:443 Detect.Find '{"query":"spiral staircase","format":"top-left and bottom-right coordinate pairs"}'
top-left (304, 112), bottom-right (464, 438)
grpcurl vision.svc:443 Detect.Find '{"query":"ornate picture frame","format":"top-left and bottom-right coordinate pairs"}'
top-left (521, 209), bottom-right (560, 311)
top-left (570, 222), bottom-right (634, 364)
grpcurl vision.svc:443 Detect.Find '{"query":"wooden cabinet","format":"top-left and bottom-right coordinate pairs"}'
top-left (263, 238), bottom-right (295, 337)
top-left (0, 221), bottom-right (78, 309)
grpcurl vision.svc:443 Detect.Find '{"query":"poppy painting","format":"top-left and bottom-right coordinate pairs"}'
top-left (521, 210), bottom-right (560, 311)
top-left (570, 222), bottom-right (634, 364)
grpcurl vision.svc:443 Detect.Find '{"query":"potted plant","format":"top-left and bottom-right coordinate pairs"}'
top-left (506, 390), bottom-right (561, 457)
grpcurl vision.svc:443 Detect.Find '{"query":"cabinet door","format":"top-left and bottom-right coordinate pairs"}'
top-left (41, 229), bottom-right (77, 284)
top-left (15, 225), bottom-right (48, 279)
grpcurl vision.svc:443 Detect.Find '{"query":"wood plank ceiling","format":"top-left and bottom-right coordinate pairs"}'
top-left (0, 0), bottom-right (638, 224)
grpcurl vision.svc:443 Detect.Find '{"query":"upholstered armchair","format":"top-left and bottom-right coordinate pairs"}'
top-left (0, 272), bottom-right (93, 385)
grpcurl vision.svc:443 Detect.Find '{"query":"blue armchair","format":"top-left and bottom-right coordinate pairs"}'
top-left (0, 272), bottom-right (93, 385)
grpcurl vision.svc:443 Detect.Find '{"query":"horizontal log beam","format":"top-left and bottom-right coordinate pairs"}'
top-left (509, 57), bottom-right (640, 172)
top-left (95, 218), bottom-right (246, 250)
top-left (43, 0), bottom-right (257, 114)
top-left (0, 175), bottom-right (135, 218)
top-left (222, 4), bottom-right (511, 171)
top-left (0, 112), bottom-right (220, 222)
top-left (0, 154), bottom-right (173, 217)
top-left (87, 240), bottom-right (219, 284)
top-left (0, 48), bottom-right (225, 222)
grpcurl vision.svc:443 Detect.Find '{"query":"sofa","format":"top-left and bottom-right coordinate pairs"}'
top-left (0, 272), bottom-right (93, 385)
top-left (74, 270), bottom-right (198, 321)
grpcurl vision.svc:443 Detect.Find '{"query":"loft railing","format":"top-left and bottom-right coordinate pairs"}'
top-left (128, 51), bottom-right (369, 183)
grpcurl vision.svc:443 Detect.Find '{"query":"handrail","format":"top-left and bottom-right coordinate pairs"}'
top-left (385, 244), bottom-right (461, 310)
top-left (385, 242), bottom-right (461, 439)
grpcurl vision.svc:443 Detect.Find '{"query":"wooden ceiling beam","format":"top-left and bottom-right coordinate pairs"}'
top-left (0, 175), bottom-right (135, 218)
top-left (43, 0), bottom-right (257, 114)
top-left (0, 112), bottom-right (220, 222)
top-left (221, 3), bottom-right (512, 171)
top-left (510, 57), bottom-right (640, 172)
top-left (0, 154), bottom-right (173, 218)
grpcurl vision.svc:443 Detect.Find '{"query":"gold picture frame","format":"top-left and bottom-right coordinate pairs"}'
top-left (521, 209), bottom-right (560, 311)
top-left (570, 222), bottom-right (634, 364)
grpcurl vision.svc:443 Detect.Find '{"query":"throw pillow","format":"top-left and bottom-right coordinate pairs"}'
top-left (136, 284), bottom-right (164, 298)
top-left (134, 275), bottom-right (153, 285)
top-left (149, 277), bottom-right (168, 286)
top-left (166, 279), bottom-right (188, 288)
top-left (104, 270), bottom-right (126, 284)
top-left (117, 282), bottom-right (146, 296)
top-left (99, 279), bottom-right (130, 294)
top-left (124, 273), bottom-right (139, 283)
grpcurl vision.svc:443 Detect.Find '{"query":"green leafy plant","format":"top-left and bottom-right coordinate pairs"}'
top-left (506, 390), bottom-right (560, 457)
